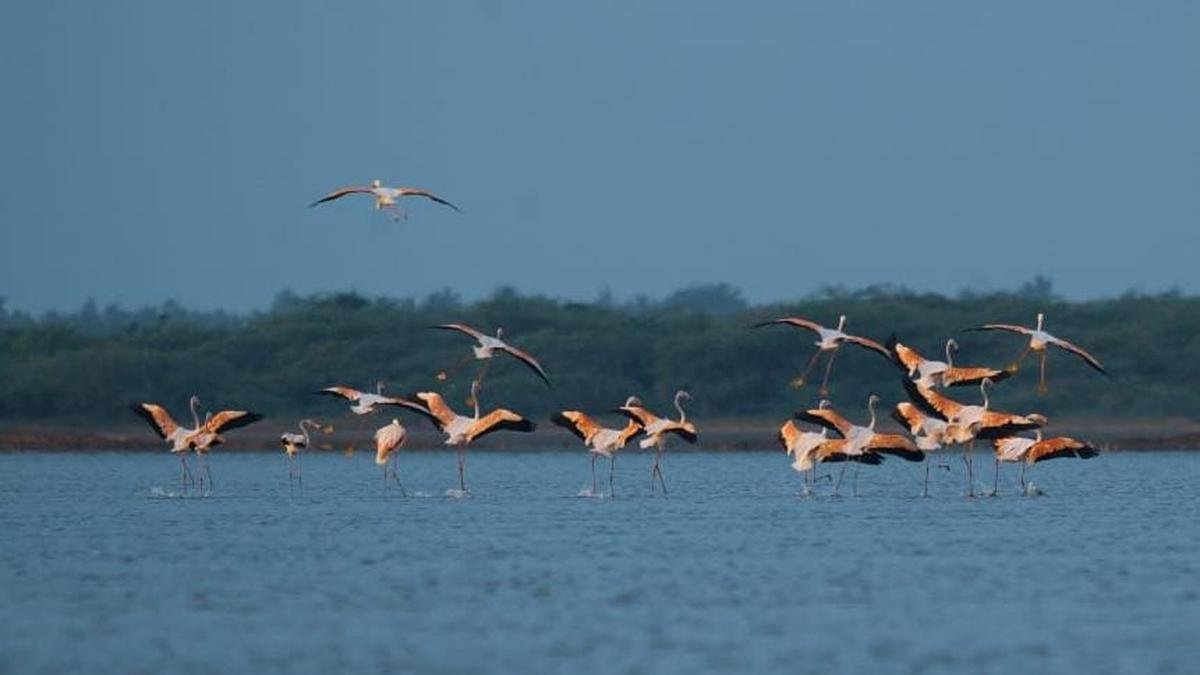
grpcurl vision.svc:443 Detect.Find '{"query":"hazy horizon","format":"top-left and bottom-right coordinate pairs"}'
top-left (3, 2), bottom-right (1197, 313)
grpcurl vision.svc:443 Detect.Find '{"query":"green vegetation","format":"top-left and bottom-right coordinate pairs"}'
top-left (1, 280), bottom-right (1195, 425)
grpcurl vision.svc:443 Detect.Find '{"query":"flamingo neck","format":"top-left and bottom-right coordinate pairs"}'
top-left (836, 316), bottom-right (846, 331)
top-left (189, 397), bottom-right (200, 428)
top-left (980, 383), bottom-right (990, 410)
top-left (674, 395), bottom-right (687, 423)
top-left (945, 341), bottom-right (955, 368)
top-left (1036, 314), bottom-right (1044, 331)
top-left (300, 421), bottom-right (312, 446)
top-left (867, 398), bottom-right (877, 430)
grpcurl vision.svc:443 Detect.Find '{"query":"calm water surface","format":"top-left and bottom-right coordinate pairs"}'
top-left (1, 449), bottom-right (1197, 674)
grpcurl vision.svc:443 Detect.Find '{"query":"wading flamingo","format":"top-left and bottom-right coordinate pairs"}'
top-left (797, 396), bottom-right (922, 495)
top-left (552, 411), bottom-right (643, 496)
top-left (891, 401), bottom-right (952, 496)
top-left (131, 396), bottom-right (203, 489)
top-left (965, 312), bottom-right (1106, 393)
top-left (754, 315), bottom-right (890, 395)
top-left (902, 378), bottom-right (1046, 496)
top-left (280, 419), bottom-right (333, 487)
top-left (309, 179), bottom-right (461, 221)
top-left (890, 338), bottom-right (1011, 388)
top-left (188, 408), bottom-right (264, 492)
top-left (408, 381), bottom-right (537, 494)
top-left (374, 419), bottom-right (409, 494)
top-left (432, 323), bottom-right (551, 388)
top-left (992, 430), bottom-right (1099, 493)
top-left (614, 391), bottom-right (698, 495)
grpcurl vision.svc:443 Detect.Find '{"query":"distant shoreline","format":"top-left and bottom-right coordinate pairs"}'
top-left (3, 419), bottom-right (1199, 452)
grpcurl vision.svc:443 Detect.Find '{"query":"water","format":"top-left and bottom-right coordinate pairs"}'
top-left (1, 449), bottom-right (1197, 674)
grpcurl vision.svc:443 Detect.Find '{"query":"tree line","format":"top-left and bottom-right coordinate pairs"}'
top-left (1, 279), bottom-right (1195, 426)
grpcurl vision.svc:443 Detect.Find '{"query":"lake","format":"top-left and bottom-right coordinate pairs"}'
top-left (1, 449), bottom-right (1196, 674)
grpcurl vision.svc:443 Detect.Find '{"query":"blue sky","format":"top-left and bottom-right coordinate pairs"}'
top-left (2, 1), bottom-right (1197, 311)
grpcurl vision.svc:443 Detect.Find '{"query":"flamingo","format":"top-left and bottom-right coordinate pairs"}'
top-left (778, 419), bottom-right (830, 489)
top-left (432, 323), bottom-right (551, 388)
top-left (131, 396), bottom-right (203, 489)
top-left (309, 179), bottom-right (461, 221)
top-left (280, 419), bottom-right (333, 487)
top-left (315, 382), bottom-right (427, 452)
top-left (552, 411), bottom-right (643, 496)
top-left (797, 396), bottom-right (922, 495)
top-left (890, 338), bottom-right (1012, 388)
top-left (902, 378), bottom-right (1046, 496)
top-left (754, 315), bottom-right (891, 395)
top-left (374, 419), bottom-right (409, 494)
top-left (965, 312), bottom-right (1106, 393)
top-left (992, 430), bottom-right (1099, 494)
top-left (188, 408), bottom-right (264, 492)
top-left (891, 401), bottom-right (952, 496)
top-left (614, 391), bottom-right (698, 495)
top-left (408, 381), bottom-right (537, 493)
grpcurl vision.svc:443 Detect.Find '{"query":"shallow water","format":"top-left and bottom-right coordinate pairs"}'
top-left (1, 449), bottom-right (1197, 674)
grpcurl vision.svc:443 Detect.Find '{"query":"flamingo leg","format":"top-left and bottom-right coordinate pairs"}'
top-left (791, 349), bottom-right (824, 388)
top-left (473, 360), bottom-right (493, 392)
top-left (1037, 351), bottom-right (1049, 394)
top-left (609, 455), bottom-right (617, 497)
top-left (392, 454), bottom-right (406, 496)
top-left (834, 462), bottom-right (847, 496)
top-left (346, 413), bottom-right (374, 456)
top-left (590, 454), bottom-right (598, 495)
top-left (457, 448), bottom-right (467, 492)
top-left (1020, 462), bottom-right (1028, 493)
top-left (819, 348), bottom-right (839, 397)
top-left (179, 455), bottom-right (195, 490)
top-left (853, 461), bottom-right (861, 497)
top-left (962, 443), bottom-right (975, 498)
top-left (297, 452), bottom-right (303, 488)
top-left (992, 458), bottom-right (1000, 496)
top-left (922, 459), bottom-right (930, 498)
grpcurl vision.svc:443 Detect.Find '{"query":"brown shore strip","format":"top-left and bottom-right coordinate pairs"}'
top-left (2, 418), bottom-right (1199, 452)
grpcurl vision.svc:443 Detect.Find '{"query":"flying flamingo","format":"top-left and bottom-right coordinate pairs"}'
top-left (754, 315), bottom-right (891, 395)
top-left (280, 419), bottom-right (333, 487)
top-left (797, 396), bottom-right (922, 495)
top-left (309, 179), bottom-right (461, 221)
top-left (965, 312), bottom-right (1106, 393)
top-left (614, 391), bottom-right (698, 495)
top-left (432, 323), bottom-right (551, 389)
top-left (903, 378), bottom-right (1046, 496)
top-left (992, 430), bottom-right (1099, 494)
top-left (890, 338), bottom-right (1012, 389)
top-left (779, 419), bottom-right (830, 490)
top-left (552, 411), bottom-right (643, 496)
top-left (374, 419), bottom-right (409, 494)
top-left (408, 381), bottom-right (537, 494)
top-left (131, 396), bottom-right (203, 489)
top-left (188, 408), bottom-right (264, 492)
top-left (315, 382), bottom-right (426, 452)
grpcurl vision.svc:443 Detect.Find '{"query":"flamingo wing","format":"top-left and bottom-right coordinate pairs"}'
top-left (411, 392), bottom-right (457, 431)
top-left (779, 420), bottom-right (801, 453)
top-left (468, 409), bottom-right (537, 442)
top-left (841, 334), bottom-right (892, 359)
top-left (890, 341), bottom-right (926, 374)
top-left (431, 323), bottom-right (489, 342)
top-left (815, 440), bottom-right (883, 464)
top-left (551, 411), bottom-right (600, 443)
top-left (309, 186), bottom-right (372, 207)
top-left (659, 421), bottom-right (698, 444)
top-left (204, 410), bottom-right (264, 434)
top-left (131, 403), bottom-right (179, 440)
top-left (614, 404), bottom-right (661, 429)
top-left (942, 365), bottom-right (1012, 387)
top-left (864, 433), bottom-right (924, 462)
top-left (315, 386), bottom-right (364, 402)
top-left (1026, 437), bottom-right (1100, 464)
top-left (890, 402), bottom-right (927, 435)
top-left (1050, 337), bottom-right (1107, 375)
top-left (752, 316), bottom-right (824, 335)
top-left (964, 323), bottom-right (1032, 336)
top-left (398, 188), bottom-right (463, 212)
top-left (976, 411), bottom-right (1047, 438)
top-left (794, 407), bottom-right (854, 438)
top-left (901, 378), bottom-right (962, 422)
top-left (499, 343), bottom-right (552, 387)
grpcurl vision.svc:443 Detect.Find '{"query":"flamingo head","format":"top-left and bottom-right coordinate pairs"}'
top-left (623, 395), bottom-right (642, 408)
top-left (1027, 413), bottom-right (1048, 426)
top-left (868, 393), bottom-right (880, 406)
top-left (189, 395), bottom-right (200, 407)
top-left (1036, 312), bottom-right (1045, 329)
top-left (375, 380), bottom-right (385, 394)
top-left (495, 327), bottom-right (505, 340)
top-left (675, 390), bottom-right (692, 403)
top-left (837, 314), bottom-right (847, 330)
top-left (818, 399), bottom-right (833, 409)
top-left (371, 179), bottom-right (382, 188)
top-left (946, 338), bottom-right (959, 352)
